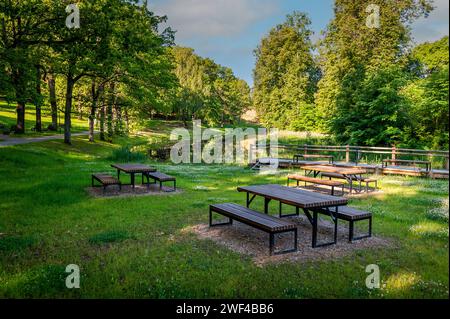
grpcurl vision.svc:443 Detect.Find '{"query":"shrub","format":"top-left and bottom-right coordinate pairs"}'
top-left (108, 145), bottom-right (147, 162)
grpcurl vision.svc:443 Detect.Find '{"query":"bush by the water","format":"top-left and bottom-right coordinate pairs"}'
top-left (108, 146), bottom-right (147, 162)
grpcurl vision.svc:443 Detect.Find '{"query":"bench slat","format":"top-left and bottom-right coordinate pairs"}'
top-left (288, 175), bottom-right (344, 186)
top-left (211, 203), bottom-right (296, 232)
top-left (145, 172), bottom-right (175, 182)
top-left (92, 174), bottom-right (121, 185)
top-left (331, 206), bottom-right (372, 221)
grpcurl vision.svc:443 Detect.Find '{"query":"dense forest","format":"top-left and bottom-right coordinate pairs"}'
top-left (0, 0), bottom-right (448, 149)
top-left (253, 1), bottom-right (449, 149)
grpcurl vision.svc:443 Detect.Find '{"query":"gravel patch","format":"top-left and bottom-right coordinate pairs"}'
top-left (86, 184), bottom-right (182, 198)
top-left (184, 216), bottom-right (392, 266)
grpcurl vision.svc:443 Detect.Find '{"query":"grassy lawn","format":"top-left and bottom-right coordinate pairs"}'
top-left (0, 128), bottom-right (448, 299)
top-left (0, 101), bottom-right (89, 137)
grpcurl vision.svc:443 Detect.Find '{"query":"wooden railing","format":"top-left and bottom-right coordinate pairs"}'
top-left (249, 143), bottom-right (450, 170)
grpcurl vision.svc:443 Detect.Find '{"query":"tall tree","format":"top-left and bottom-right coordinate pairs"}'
top-left (402, 36), bottom-right (449, 148)
top-left (315, 0), bottom-right (433, 136)
top-left (253, 11), bottom-right (318, 130)
top-left (170, 46), bottom-right (250, 126)
top-left (0, 0), bottom-right (53, 133)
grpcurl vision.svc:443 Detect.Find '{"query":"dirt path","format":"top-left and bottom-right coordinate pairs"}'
top-left (0, 131), bottom-right (91, 147)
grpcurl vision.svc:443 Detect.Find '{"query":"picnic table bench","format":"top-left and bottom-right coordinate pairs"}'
top-left (382, 159), bottom-right (431, 172)
top-left (329, 206), bottom-right (372, 242)
top-left (237, 184), bottom-right (348, 248)
top-left (321, 172), bottom-right (378, 192)
top-left (142, 172), bottom-right (176, 192)
top-left (287, 174), bottom-right (345, 196)
top-left (302, 165), bottom-right (367, 194)
top-left (92, 173), bottom-right (121, 193)
top-left (111, 164), bottom-right (156, 189)
top-left (293, 154), bottom-right (334, 164)
top-left (209, 203), bottom-right (297, 255)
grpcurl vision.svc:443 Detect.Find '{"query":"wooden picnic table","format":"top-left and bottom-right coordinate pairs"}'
top-left (111, 164), bottom-right (156, 189)
top-left (301, 165), bottom-right (367, 194)
top-left (382, 159), bottom-right (431, 172)
top-left (237, 184), bottom-right (348, 248)
top-left (293, 154), bottom-right (334, 164)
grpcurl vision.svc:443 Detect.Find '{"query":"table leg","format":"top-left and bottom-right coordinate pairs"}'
top-left (264, 198), bottom-right (271, 215)
top-left (312, 211), bottom-right (318, 248)
top-left (131, 173), bottom-right (135, 190)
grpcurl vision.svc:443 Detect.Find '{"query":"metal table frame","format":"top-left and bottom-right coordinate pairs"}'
top-left (111, 164), bottom-right (156, 189)
top-left (238, 185), bottom-right (348, 248)
top-left (302, 166), bottom-right (367, 194)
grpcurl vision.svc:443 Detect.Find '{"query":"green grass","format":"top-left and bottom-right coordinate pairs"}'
top-left (0, 123), bottom-right (448, 299)
top-left (0, 101), bottom-right (89, 137)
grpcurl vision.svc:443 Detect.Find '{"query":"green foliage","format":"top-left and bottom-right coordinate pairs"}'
top-left (108, 145), bottom-right (147, 162)
top-left (253, 12), bottom-right (319, 130)
top-left (168, 47), bottom-right (251, 126)
top-left (402, 37), bottom-right (449, 149)
top-left (315, 0), bottom-right (433, 134)
top-left (332, 66), bottom-right (410, 145)
top-left (411, 36), bottom-right (449, 74)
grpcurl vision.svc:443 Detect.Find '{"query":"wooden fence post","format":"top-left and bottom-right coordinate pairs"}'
top-left (446, 156), bottom-right (449, 170)
top-left (392, 145), bottom-right (397, 162)
top-left (346, 145), bottom-right (350, 163)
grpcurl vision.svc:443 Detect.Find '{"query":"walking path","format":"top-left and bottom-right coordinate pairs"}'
top-left (0, 131), bottom-right (91, 147)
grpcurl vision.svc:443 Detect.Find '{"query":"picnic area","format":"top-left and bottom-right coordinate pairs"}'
top-left (1, 0), bottom-right (449, 300)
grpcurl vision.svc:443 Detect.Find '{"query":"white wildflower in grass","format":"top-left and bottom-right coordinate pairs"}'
top-left (410, 222), bottom-right (449, 239)
top-left (193, 186), bottom-right (216, 191)
top-left (426, 198), bottom-right (449, 222)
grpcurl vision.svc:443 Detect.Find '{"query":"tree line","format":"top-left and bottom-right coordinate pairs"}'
top-left (0, 0), bottom-right (251, 144)
top-left (253, 0), bottom-right (449, 149)
top-left (1, 0), bottom-right (448, 149)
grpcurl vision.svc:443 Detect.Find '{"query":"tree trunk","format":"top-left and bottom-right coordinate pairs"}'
top-left (114, 104), bottom-right (122, 135)
top-left (47, 72), bottom-right (58, 131)
top-left (99, 95), bottom-right (106, 141)
top-left (124, 108), bottom-right (129, 133)
top-left (89, 81), bottom-right (97, 143)
top-left (106, 82), bottom-right (115, 142)
top-left (16, 102), bottom-right (25, 133)
top-left (89, 104), bottom-right (95, 142)
top-left (77, 100), bottom-right (83, 120)
top-left (64, 76), bottom-right (75, 144)
top-left (89, 81), bottom-right (104, 142)
top-left (12, 68), bottom-right (26, 134)
top-left (35, 66), bottom-right (42, 132)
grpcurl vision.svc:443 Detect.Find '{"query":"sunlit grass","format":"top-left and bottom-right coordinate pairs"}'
top-left (0, 123), bottom-right (448, 299)
top-left (0, 101), bottom-right (89, 137)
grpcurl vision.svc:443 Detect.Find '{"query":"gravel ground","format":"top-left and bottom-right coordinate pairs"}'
top-left (184, 215), bottom-right (392, 266)
top-left (86, 184), bottom-right (182, 198)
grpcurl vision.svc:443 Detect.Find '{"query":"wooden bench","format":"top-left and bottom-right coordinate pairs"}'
top-left (210, 203), bottom-right (298, 255)
top-left (287, 174), bottom-right (345, 196)
top-left (329, 206), bottom-right (372, 242)
top-left (321, 172), bottom-right (378, 192)
top-left (293, 154), bottom-right (334, 164)
top-left (143, 172), bottom-right (176, 192)
top-left (92, 173), bottom-right (121, 193)
top-left (382, 159), bottom-right (431, 173)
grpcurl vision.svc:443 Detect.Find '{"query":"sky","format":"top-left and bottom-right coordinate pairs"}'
top-left (149, 0), bottom-right (449, 86)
